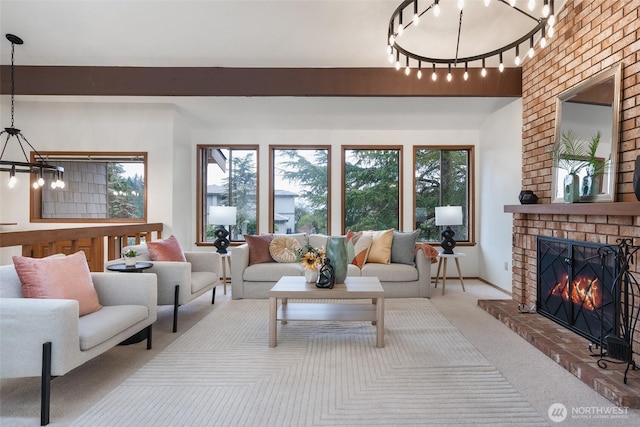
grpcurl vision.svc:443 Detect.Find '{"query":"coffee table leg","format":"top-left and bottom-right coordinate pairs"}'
top-left (281, 297), bottom-right (288, 325)
top-left (371, 298), bottom-right (377, 325)
top-left (376, 297), bottom-right (385, 348)
top-left (269, 296), bottom-right (277, 347)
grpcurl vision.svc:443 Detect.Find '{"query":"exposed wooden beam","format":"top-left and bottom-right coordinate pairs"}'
top-left (0, 66), bottom-right (521, 97)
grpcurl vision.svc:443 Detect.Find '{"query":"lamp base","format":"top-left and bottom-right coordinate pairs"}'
top-left (440, 226), bottom-right (457, 255)
top-left (213, 226), bottom-right (230, 254)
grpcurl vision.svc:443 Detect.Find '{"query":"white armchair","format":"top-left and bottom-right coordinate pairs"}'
top-left (107, 243), bottom-right (221, 332)
top-left (0, 263), bottom-right (157, 426)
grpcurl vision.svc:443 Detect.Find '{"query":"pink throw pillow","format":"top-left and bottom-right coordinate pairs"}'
top-left (244, 234), bottom-right (275, 265)
top-left (13, 251), bottom-right (102, 317)
top-left (147, 235), bottom-right (187, 262)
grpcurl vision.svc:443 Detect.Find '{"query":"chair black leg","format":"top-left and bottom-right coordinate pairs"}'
top-left (211, 286), bottom-right (216, 304)
top-left (146, 325), bottom-right (153, 350)
top-left (41, 342), bottom-right (52, 426)
top-left (173, 284), bottom-right (180, 333)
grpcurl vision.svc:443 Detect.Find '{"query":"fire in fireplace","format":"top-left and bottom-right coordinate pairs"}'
top-left (537, 236), bottom-right (619, 347)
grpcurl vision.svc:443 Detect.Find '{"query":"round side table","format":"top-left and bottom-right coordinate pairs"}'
top-left (434, 252), bottom-right (466, 295)
top-left (106, 262), bottom-right (153, 273)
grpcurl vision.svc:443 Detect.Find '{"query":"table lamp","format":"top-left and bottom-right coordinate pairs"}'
top-left (435, 206), bottom-right (463, 254)
top-left (208, 206), bottom-right (237, 254)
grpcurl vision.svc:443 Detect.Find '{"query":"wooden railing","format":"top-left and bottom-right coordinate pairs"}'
top-left (0, 223), bottom-right (163, 271)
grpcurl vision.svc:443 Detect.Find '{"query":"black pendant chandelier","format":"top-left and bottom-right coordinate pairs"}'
top-left (1, 33), bottom-right (64, 189)
top-left (387, 0), bottom-right (555, 81)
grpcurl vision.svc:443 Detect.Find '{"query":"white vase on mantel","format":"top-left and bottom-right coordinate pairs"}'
top-left (304, 268), bottom-right (318, 283)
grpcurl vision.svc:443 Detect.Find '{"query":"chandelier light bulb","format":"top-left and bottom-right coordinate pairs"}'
top-left (37, 176), bottom-right (44, 186)
top-left (548, 26), bottom-right (554, 38)
top-left (509, 0), bottom-right (516, 7)
top-left (515, 55), bottom-right (521, 66)
top-left (417, 69), bottom-right (422, 79)
top-left (457, 0), bottom-right (464, 10)
top-left (481, 67), bottom-right (487, 77)
top-left (8, 176), bottom-right (17, 188)
top-left (432, 64), bottom-right (437, 81)
top-left (397, 25), bottom-right (403, 36)
top-left (433, 3), bottom-right (440, 17)
top-left (33, 181), bottom-right (39, 189)
top-left (463, 70), bottom-right (469, 81)
top-left (548, 14), bottom-right (555, 26)
top-left (447, 72), bottom-right (452, 82)
top-left (540, 37), bottom-right (547, 48)
top-left (413, 13), bottom-right (419, 25)
top-left (51, 180), bottom-right (57, 189)
top-left (528, 0), bottom-right (535, 11)
top-left (389, 34), bottom-right (395, 45)
top-left (542, 3), bottom-right (550, 17)
top-left (58, 180), bottom-right (65, 189)
top-left (405, 65), bottom-right (410, 76)
top-left (484, 0), bottom-right (491, 6)
top-left (528, 47), bottom-right (534, 58)
top-left (386, 45), bottom-right (392, 55)
top-left (395, 60), bottom-right (401, 70)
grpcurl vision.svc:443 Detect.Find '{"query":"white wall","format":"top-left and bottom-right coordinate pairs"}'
top-left (0, 99), bottom-right (176, 263)
top-left (477, 99), bottom-right (523, 292)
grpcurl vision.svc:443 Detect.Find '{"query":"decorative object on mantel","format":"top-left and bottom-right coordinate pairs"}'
top-left (518, 190), bottom-right (538, 205)
top-left (435, 205), bottom-right (463, 254)
top-left (591, 238), bottom-right (639, 385)
top-left (634, 155), bottom-right (640, 201)
top-left (386, 0), bottom-right (555, 82)
top-left (0, 34), bottom-right (65, 190)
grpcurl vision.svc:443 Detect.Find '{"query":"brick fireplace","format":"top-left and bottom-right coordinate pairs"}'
top-left (490, 0), bottom-right (640, 408)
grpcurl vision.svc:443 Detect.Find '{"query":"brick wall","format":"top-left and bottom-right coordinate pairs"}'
top-left (515, 0), bottom-right (640, 345)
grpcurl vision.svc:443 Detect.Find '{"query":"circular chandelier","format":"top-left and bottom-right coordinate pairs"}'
top-left (387, 0), bottom-right (555, 81)
top-left (0, 34), bottom-right (64, 189)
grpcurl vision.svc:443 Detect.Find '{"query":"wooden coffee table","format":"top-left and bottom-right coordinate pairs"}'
top-left (269, 276), bottom-right (385, 348)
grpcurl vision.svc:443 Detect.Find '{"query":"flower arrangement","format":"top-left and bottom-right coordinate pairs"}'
top-left (295, 245), bottom-right (325, 270)
top-left (123, 249), bottom-right (137, 258)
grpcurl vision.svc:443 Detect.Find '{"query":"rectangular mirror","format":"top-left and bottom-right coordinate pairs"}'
top-left (552, 63), bottom-right (622, 203)
top-left (30, 152), bottom-right (146, 222)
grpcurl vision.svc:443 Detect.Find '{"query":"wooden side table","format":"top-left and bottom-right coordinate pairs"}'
top-left (220, 253), bottom-right (232, 295)
top-left (434, 252), bottom-right (466, 295)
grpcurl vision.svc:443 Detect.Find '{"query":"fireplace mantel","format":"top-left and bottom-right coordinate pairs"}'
top-left (504, 202), bottom-right (639, 216)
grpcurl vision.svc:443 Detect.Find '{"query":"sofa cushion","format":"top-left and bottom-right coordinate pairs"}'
top-left (365, 229), bottom-right (394, 264)
top-left (244, 234), bottom-right (275, 265)
top-left (243, 262), bottom-right (304, 281)
top-left (12, 251), bottom-right (102, 316)
top-left (346, 231), bottom-right (373, 268)
top-left (269, 235), bottom-right (302, 263)
top-left (361, 262), bottom-right (418, 282)
top-left (391, 230), bottom-right (420, 265)
top-left (78, 305), bottom-right (148, 350)
top-left (147, 235), bottom-right (187, 262)
top-left (308, 234), bottom-right (328, 249)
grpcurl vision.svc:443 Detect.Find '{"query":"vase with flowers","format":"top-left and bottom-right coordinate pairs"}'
top-left (123, 249), bottom-right (138, 267)
top-left (295, 244), bottom-right (325, 283)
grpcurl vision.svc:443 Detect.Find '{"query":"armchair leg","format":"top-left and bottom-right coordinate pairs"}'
top-left (211, 286), bottom-right (216, 304)
top-left (146, 325), bottom-right (153, 350)
top-left (173, 284), bottom-right (180, 333)
top-left (41, 342), bottom-right (52, 426)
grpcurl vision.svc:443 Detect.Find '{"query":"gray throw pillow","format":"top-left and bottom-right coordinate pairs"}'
top-left (391, 230), bottom-right (420, 265)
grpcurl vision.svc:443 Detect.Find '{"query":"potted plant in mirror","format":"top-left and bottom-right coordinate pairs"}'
top-left (581, 131), bottom-right (609, 200)
top-left (550, 130), bottom-right (589, 203)
top-left (123, 249), bottom-right (138, 267)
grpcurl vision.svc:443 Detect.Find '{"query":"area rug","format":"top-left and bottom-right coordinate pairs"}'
top-left (72, 298), bottom-right (546, 426)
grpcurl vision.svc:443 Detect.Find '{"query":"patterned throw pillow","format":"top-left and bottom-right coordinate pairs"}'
top-left (346, 230), bottom-right (373, 269)
top-left (269, 235), bottom-right (302, 263)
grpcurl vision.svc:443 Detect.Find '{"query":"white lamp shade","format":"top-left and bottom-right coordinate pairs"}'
top-left (435, 206), bottom-right (463, 226)
top-left (208, 206), bottom-right (237, 225)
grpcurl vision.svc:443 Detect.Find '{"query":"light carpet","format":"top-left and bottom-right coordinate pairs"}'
top-left (72, 298), bottom-right (547, 426)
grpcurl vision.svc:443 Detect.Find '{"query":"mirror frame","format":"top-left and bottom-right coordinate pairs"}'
top-left (552, 63), bottom-right (623, 203)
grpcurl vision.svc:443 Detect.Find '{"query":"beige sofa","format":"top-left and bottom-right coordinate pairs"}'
top-left (0, 260), bottom-right (157, 425)
top-left (231, 233), bottom-right (434, 299)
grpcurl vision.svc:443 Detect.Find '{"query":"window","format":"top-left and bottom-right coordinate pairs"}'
top-left (414, 146), bottom-right (473, 243)
top-left (30, 152), bottom-right (146, 222)
top-left (342, 147), bottom-right (401, 233)
top-left (198, 146), bottom-right (258, 244)
top-left (270, 147), bottom-right (330, 234)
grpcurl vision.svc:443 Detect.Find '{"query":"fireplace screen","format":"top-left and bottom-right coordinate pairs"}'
top-left (537, 236), bottom-right (619, 347)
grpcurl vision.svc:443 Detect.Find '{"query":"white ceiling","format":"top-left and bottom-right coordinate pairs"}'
top-left (0, 0), bottom-right (562, 129)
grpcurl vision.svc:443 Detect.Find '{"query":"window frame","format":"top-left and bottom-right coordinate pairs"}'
top-left (29, 151), bottom-right (147, 223)
top-left (196, 144), bottom-right (259, 246)
top-left (341, 145), bottom-right (403, 234)
top-left (269, 145), bottom-right (332, 235)
top-left (413, 145), bottom-right (475, 246)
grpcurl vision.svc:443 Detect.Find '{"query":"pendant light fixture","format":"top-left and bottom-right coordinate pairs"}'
top-left (1, 34), bottom-right (64, 189)
top-left (387, 0), bottom-right (555, 82)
